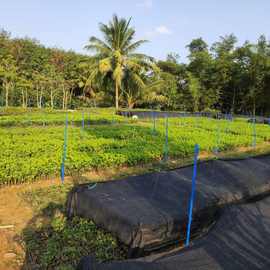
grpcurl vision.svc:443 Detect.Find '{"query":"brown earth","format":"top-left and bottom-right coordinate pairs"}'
top-left (0, 180), bottom-right (59, 270)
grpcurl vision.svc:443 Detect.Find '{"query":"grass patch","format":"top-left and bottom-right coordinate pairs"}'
top-left (21, 185), bottom-right (126, 269)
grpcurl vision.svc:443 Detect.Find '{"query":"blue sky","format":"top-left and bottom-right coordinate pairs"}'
top-left (1, 0), bottom-right (270, 62)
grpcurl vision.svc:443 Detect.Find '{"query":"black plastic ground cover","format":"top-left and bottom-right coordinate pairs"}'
top-left (77, 195), bottom-right (270, 270)
top-left (67, 155), bottom-right (270, 257)
top-left (117, 110), bottom-right (269, 123)
top-left (117, 110), bottom-right (212, 119)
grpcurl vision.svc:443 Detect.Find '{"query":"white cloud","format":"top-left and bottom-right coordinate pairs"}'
top-left (136, 0), bottom-right (153, 9)
top-left (145, 25), bottom-right (173, 38)
top-left (155, 25), bottom-right (172, 35)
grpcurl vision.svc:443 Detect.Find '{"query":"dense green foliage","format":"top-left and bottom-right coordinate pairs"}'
top-left (22, 185), bottom-right (125, 269)
top-left (1, 109), bottom-right (270, 185)
top-left (1, 16), bottom-right (270, 114)
top-left (0, 107), bottom-right (122, 127)
top-left (0, 29), bottom-right (88, 109)
top-left (156, 35), bottom-right (270, 115)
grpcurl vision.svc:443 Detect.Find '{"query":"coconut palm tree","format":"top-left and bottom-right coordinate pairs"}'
top-left (84, 14), bottom-right (157, 110)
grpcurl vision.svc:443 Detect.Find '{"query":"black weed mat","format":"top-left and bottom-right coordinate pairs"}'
top-left (67, 155), bottom-right (270, 257)
top-left (117, 110), bottom-right (212, 118)
top-left (77, 195), bottom-right (270, 270)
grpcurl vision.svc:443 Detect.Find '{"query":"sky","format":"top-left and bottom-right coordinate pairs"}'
top-left (1, 0), bottom-right (270, 62)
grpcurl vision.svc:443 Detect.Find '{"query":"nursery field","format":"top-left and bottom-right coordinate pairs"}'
top-left (0, 107), bottom-right (123, 127)
top-left (1, 108), bottom-right (270, 185)
top-left (1, 108), bottom-right (270, 270)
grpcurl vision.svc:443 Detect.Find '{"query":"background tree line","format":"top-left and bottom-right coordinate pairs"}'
top-left (0, 22), bottom-right (270, 115)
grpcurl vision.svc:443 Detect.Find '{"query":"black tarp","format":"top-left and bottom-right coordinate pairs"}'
top-left (67, 155), bottom-right (270, 256)
top-left (117, 111), bottom-right (213, 119)
top-left (77, 196), bottom-right (270, 270)
top-left (117, 110), bottom-right (269, 122)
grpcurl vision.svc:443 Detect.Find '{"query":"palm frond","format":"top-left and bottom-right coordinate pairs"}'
top-left (124, 40), bottom-right (148, 54)
top-left (84, 68), bottom-right (99, 90)
top-left (85, 37), bottom-right (112, 55)
top-left (131, 72), bottom-right (146, 89)
top-left (145, 79), bottom-right (165, 91)
top-left (129, 53), bottom-right (154, 62)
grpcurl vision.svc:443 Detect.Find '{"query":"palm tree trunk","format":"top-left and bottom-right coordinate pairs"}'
top-left (115, 82), bottom-right (119, 110)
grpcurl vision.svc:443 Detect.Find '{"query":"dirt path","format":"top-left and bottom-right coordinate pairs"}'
top-left (0, 185), bottom-right (32, 269)
top-left (0, 179), bottom-right (63, 270)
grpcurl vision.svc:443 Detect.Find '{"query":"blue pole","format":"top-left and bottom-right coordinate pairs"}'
top-left (61, 114), bottom-right (68, 183)
top-left (185, 144), bottom-right (200, 247)
top-left (82, 111), bottom-right (85, 129)
top-left (214, 121), bottom-right (220, 154)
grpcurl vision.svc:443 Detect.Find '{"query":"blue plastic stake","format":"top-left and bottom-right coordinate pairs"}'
top-left (82, 111), bottom-right (85, 130)
top-left (71, 113), bottom-right (73, 127)
top-left (163, 116), bottom-right (169, 162)
top-left (214, 121), bottom-right (221, 154)
top-left (185, 144), bottom-right (200, 247)
top-left (61, 114), bottom-right (68, 183)
top-left (60, 163), bottom-right (65, 182)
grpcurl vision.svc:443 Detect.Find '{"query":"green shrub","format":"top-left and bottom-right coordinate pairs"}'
top-left (1, 110), bottom-right (270, 185)
top-left (23, 214), bottom-right (125, 269)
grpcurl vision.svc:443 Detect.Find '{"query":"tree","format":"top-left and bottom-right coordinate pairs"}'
top-left (187, 72), bottom-right (201, 112)
top-left (0, 55), bottom-right (18, 107)
top-left (246, 37), bottom-right (270, 115)
top-left (211, 34), bottom-right (237, 57)
top-left (166, 52), bottom-right (180, 64)
top-left (84, 14), bottom-right (155, 110)
top-left (186, 38), bottom-right (208, 55)
top-left (17, 76), bottom-right (32, 108)
top-left (187, 38), bottom-right (218, 111)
